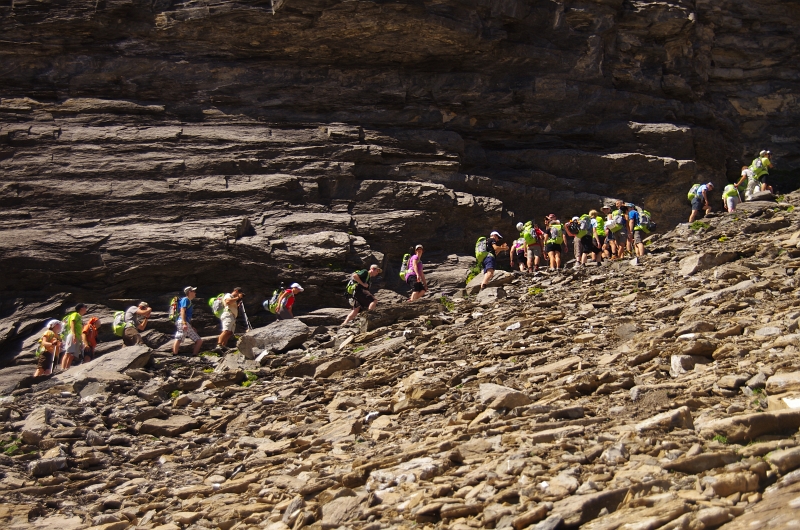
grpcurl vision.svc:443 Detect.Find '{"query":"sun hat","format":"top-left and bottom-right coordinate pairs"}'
top-left (290, 283), bottom-right (304, 291)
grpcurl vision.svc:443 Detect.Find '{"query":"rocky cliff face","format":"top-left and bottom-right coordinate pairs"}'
top-left (1, 0), bottom-right (799, 355)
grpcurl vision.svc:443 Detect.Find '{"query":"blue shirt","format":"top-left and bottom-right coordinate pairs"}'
top-left (179, 297), bottom-right (193, 322)
top-left (628, 210), bottom-right (640, 226)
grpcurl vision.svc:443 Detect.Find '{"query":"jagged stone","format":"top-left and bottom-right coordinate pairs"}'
top-left (237, 320), bottom-right (311, 358)
top-left (679, 252), bottom-right (738, 276)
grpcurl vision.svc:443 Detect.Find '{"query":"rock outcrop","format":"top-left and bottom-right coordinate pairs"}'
top-left (2, 0), bottom-right (800, 357)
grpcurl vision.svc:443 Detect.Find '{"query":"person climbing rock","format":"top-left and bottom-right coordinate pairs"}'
top-left (406, 245), bottom-right (428, 301)
top-left (34, 320), bottom-right (62, 377)
top-left (688, 183), bottom-right (713, 222)
top-left (722, 183), bottom-right (740, 212)
top-left (590, 209), bottom-right (609, 260)
top-left (81, 316), bottom-right (100, 363)
top-left (343, 265), bottom-right (381, 325)
top-left (545, 215), bottom-right (564, 270)
top-left (747, 150), bottom-right (775, 198)
top-left (124, 301), bottom-right (151, 346)
top-left (565, 216), bottom-right (582, 267)
top-left (61, 303), bottom-right (87, 370)
top-left (216, 287), bottom-right (244, 353)
top-left (480, 231), bottom-right (507, 289)
top-left (510, 237), bottom-right (527, 272)
top-left (172, 287), bottom-right (202, 356)
top-left (277, 283), bottom-right (303, 320)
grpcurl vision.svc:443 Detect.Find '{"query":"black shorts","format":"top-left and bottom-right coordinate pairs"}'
top-left (36, 351), bottom-right (53, 371)
top-left (544, 242), bottom-right (561, 254)
top-left (354, 287), bottom-right (376, 310)
top-left (691, 195), bottom-right (705, 211)
top-left (406, 275), bottom-right (425, 292)
top-left (580, 236), bottom-right (600, 254)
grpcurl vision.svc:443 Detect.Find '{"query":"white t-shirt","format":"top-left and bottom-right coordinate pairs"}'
top-left (223, 293), bottom-right (238, 318)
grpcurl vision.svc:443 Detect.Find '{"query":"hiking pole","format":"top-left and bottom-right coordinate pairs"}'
top-left (239, 302), bottom-right (253, 330)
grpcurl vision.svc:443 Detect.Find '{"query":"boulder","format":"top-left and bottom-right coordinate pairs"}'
top-left (634, 406), bottom-right (694, 432)
top-left (237, 319), bottom-right (311, 358)
top-left (359, 299), bottom-right (443, 332)
top-left (315, 356), bottom-right (360, 379)
top-left (766, 372), bottom-right (800, 394)
top-left (478, 383), bottom-right (531, 410)
top-left (679, 252), bottom-right (738, 276)
top-left (466, 270), bottom-right (515, 295)
top-left (476, 286), bottom-right (506, 306)
top-left (697, 409), bottom-right (800, 443)
top-left (32, 344), bottom-right (151, 393)
top-left (139, 416), bottom-right (200, 437)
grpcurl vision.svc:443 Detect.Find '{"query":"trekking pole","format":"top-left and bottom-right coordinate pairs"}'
top-left (239, 302), bottom-right (253, 330)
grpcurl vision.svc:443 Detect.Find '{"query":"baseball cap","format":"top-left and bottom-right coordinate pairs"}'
top-left (290, 283), bottom-right (304, 291)
top-left (184, 286), bottom-right (197, 294)
top-left (415, 244), bottom-right (423, 250)
top-left (516, 222), bottom-right (524, 231)
top-left (138, 301), bottom-right (149, 309)
top-left (46, 319), bottom-right (62, 330)
top-left (490, 231), bottom-right (502, 238)
top-left (571, 216), bottom-right (579, 221)
top-left (706, 182), bottom-right (714, 188)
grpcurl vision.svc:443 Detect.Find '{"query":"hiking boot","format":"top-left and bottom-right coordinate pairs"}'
top-left (213, 345), bottom-right (226, 354)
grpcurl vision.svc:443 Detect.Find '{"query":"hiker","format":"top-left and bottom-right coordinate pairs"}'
top-left (123, 302), bottom-right (151, 346)
top-left (748, 150), bottom-right (774, 196)
top-left (521, 222), bottom-right (545, 272)
top-left (61, 303), bottom-right (87, 370)
top-left (544, 215), bottom-right (564, 270)
top-left (406, 245), bottom-right (428, 301)
top-left (81, 317), bottom-right (100, 363)
top-left (564, 217), bottom-right (582, 267)
top-left (215, 287), bottom-right (244, 352)
top-left (611, 204), bottom-right (629, 259)
top-left (510, 237), bottom-right (527, 272)
top-left (689, 183), bottom-right (713, 222)
top-left (591, 209), bottom-right (609, 260)
top-left (480, 231), bottom-right (508, 289)
top-left (276, 283), bottom-right (303, 320)
top-left (343, 265), bottom-right (381, 325)
top-left (722, 183), bottom-right (740, 212)
top-left (173, 287), bottom-right (203, 356)
top-left (34, 320), bottom-right (62, 377)
top-left (735, 167), bottom-right (750, 199)
top-left (579, 213), bottom-right (602, 264)
top-left (628, 206), bottom-right (647, 257)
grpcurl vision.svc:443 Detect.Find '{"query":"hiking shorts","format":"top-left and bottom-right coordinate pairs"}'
top-left (354, 287), bottom-right (376, 310)
top-left (613, 231), bottom-right (628, 247)
top-left (406, 275), bottom-right (425, 292)
top-left (220, 311), bottom-right (235, 332)
top-left (36, 351), bottom-right (53, 372)
top-left (123, 326), bottom-right (143, 346)
top-left (544, 243), bottom-right (561, 254)
top-left (63, 333), bottom-right (81, 357)
top-left (726, 196), bottom-right (739, 211)
top-left (596, 235), bottom-right (606, 248)
top-left (580, 235), bottom-right (600, 254)
top-left (633, 230), bottom-right (644, 245)
top-left (482, 254), bottom-right (496, 272)
top-left (691, 195), bottom-right (705, 211)
top-left (175, 320), bottom-right (201, 342)
top-left (527, 246), bottom-right (542, 259)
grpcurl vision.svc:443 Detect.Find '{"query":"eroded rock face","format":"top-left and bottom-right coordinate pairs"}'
top-left (1, 0), bottom-right (800, 357)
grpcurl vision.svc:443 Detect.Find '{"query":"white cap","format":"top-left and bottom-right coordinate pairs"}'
top-left (490, 231), bottom-right (502, 238)
top-left (46, 319), bottom-right (62, 330)
top-left (571, 216), bottom-right (579, 221)
top-left (184, 286), bottom-right (197, 294)
top-left (290, 283), bottom-right (303, 291)
top-left (516, 222), bottom-right (524, 231)
top-left (760, 150), bottom-right (767, 156)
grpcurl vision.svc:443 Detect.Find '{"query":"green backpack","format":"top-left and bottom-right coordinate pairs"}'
top-left (475, 237), bottom-right (489, 266)
top-left (112, 311), bottom-right (126, 337)
top-left (687, 183), bottom-right (700, 202)
top-left (208, 293), bottom-right (226, 318)
top-left (522, 222), bottom-right (537, 245)
top-left (398, 253), bottom-right (412, 281)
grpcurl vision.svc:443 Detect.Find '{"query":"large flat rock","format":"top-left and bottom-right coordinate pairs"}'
top-left (237, 319), bottom-right (311, 358)
top-left (32, 344), bottom-right (151, 393)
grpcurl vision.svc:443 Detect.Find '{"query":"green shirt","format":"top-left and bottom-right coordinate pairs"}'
top-left (65, 312), bottom-right (83, 337)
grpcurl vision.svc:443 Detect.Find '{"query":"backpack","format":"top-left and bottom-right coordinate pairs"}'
top-left (687, 183), bottom-right (700, 202)
top-left (168, 297), bottom-right (180, 322)
top-left (606, 213), bottom-right (623, 233)
top-left (264, 287), bottom-right (282, 314)
top-left (208, 293), bottom-right (226, 318)
top-left (638, 210), bottom-right (656, 234)
top-left (475, 237), bottom-right (489, 265)
top-left (523, 223), bottom-right (537, 245)
top-left (112, 311), bottom-right (126, 337)
top-left (398, 253), bottom-right (412, 281)
top-left (578, 217), bottom-right (591, 238)
top-left (567, 220), bottom-right (580, 235)
top-left (345, 279), bottom-right (357, 296)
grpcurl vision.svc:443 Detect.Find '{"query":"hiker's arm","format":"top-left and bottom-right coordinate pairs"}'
top-left (82, 330), bottom-right (89, 344)
top-left (180, 306), bottom-right (188, 326)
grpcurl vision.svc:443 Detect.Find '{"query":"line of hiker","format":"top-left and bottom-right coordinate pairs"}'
top-left (475, 201), bottom-right (656, 284)
top-left (689, 150), bottom-right (775, 220)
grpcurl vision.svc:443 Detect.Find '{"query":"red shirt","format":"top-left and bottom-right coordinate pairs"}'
top-left (283, 290), bottom-right (295, 310)
top-left (82, 323), bottom-right (98, 348)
